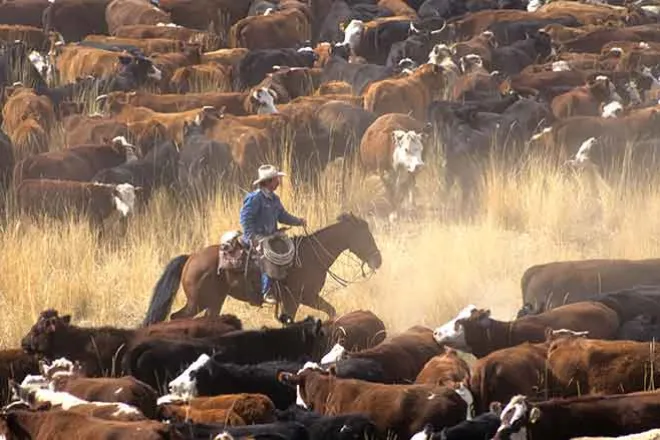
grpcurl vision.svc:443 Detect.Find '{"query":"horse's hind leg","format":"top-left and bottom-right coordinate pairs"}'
top-left (170, 301), bottom-right (200, 320)
top-left (204, 294), bottom-right (227, 318)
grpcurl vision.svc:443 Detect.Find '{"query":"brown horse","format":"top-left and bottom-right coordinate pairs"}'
top-left (142, 213), bottom-right (382, 325)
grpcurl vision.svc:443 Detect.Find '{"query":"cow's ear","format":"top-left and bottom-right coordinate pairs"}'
top-left (489, 401), bottom-right (503, 416)
top-left (529, 407), bottom-right (541, 424)
top-left (277, 371), bottom-right (299, 386)
top-left (118, 55), bottom-right (132, 65)
top-left (328, 365), bottom-right (338, 376)
top-left (61, 315), bottom-right (71, 325)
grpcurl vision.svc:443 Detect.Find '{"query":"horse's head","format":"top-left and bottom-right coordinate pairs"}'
top-left (337, 213), bottom-right (382, 271)
top-left (21, 309), bottom-right (71, 358)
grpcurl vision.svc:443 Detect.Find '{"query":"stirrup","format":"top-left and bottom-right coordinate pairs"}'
top-left (263, 292), bottom-right (277, 305)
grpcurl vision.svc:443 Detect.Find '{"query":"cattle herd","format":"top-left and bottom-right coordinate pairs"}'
top-left (5, 0), bottom-right (660, 437)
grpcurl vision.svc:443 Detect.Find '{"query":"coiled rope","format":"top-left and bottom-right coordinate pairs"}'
top-left (262, 235), bottom-right (295, 266)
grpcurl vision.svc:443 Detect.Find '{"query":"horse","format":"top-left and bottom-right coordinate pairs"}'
top-left (142, 213), bottom-right (382, 325)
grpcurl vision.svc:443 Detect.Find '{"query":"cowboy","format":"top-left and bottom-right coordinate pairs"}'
top-left (240, 164), bottom-right (306, 305)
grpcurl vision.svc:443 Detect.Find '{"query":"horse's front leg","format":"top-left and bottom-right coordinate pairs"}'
top-left (308, 296), bottom-right (337, 320)
top-left (278, 284), bottom-right (301, 324)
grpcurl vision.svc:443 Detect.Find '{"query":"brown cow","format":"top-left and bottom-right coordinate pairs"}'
top-left (280, 366), bottom-right (468, 439)
top-left (20, 310), bottom-right (241, 377)
top-left (255, 67), bottom-right (324, 103)
top-left (96, 90), bottom-right (252, 115)
top-left (150, 43), bottom-right (203, 86)
top-left (0, 409), bottom-right (180, 439)
top-left (451, 30), bottom-right (497, 68)
top-left (318, 81), bottom-right (354, 95)
top-left (64, 117), bottom-right (169, 152)
top-left (83, 35), bottom-right (184, 55)
top-left (105, 0), bottom-right (172, 35)
top-left (169, 63), bottom-right (233, 93)
top-left (42, 0), bottom-right (110, 43)
top-left (2, 86), bottom-right (56, 136)
top-left (336, 326), bottom-right (444, 384)
top-left (14, 137), bottom-right (138, 183)
top-left (433, 290), bottom-right (660, 357)
top-left (415, 347), bottom-right (471, 389)
top-left (202, 48), bottom-right (249, 66)
top-left (469, 342), bottom-right (553, 414)
top-left (494, 392), bottom-right (660, 440)
top-left (364, 63), bottom-right (445, 120)
top-left (113, 24), bottom-right (222, 52)
top-left (228, 8), bottom-right (311, 50)
top-left (8, 119), bottom-right (50, 163)
top-left (521, 259), bottom-right (660, 314)
top-left (158, 393), bottom-right (275, 424)
top-left (0, 25), bottom-right (46, 50)
top-left (0, 0), bottom-right (50, 28)
top-left (321, 310), bottom-right (387, 354)
top-left (547, 334), bottom-right (660, 396)
top-left (551, 76), bottom-right (620, 118)
top-left (16, 180), bottom-right (140, 229)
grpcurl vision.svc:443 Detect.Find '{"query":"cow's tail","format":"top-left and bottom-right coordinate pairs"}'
top-left (142, 254), bottom-right (189, 327)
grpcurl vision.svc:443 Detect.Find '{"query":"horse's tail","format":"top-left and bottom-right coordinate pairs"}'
top-left (142, 254), bottom-right (190, 327)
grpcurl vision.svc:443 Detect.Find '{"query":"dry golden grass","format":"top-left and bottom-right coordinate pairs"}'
top-left (3, 150), bottom-right (660, 350)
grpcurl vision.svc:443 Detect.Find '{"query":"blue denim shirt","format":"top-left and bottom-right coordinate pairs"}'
top-left (240, 189), bottom-right (303, 244)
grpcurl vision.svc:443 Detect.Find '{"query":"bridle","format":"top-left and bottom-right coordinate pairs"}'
top-left (301, 224), bottom-right (378, 288)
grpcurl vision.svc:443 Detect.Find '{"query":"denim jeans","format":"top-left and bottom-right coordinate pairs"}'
top-left (261, 272), bottom-right (272, 296)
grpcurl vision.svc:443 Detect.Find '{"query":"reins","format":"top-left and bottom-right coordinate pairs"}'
top-left (300, 224), bottom-right (376, 288)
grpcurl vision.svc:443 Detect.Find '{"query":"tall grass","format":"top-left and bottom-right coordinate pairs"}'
top-left (4, 149), bottom-right (660, 349)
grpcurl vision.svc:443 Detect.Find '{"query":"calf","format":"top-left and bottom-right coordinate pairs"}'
top-left (229, 8), bottom-right (311, 51)
top-left (410, 404), bottom-right (502, 440)
top-left (0, 350), bottom-right (39, 405)
top-left (334, 325), bottom-right (443, 384)
top-left (234, 47), bottom-right (317, 90)
top-left (494, 393), bottom-right (660, 440)
top-left (415, 347), bottom-right (471, 388)
top-left (280, 366), bottom-right (469, 439)
top-left (158, 394), bottom-right (275, 425)
top-left (16, 180), bottom-right (139, 230)
top-left (1, 409), bottom-right (178, 439)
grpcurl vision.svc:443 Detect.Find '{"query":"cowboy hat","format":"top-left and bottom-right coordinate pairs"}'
top-left (253, 164), bottom-right (286, 186)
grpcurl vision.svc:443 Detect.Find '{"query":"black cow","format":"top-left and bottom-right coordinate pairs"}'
top-left (353, 19), bottom-right (412, 65)
top-left (189, 360), bottom-right (303, 409)
top-left (123, 316), bottom-right (325, 391)
top-left (322, 44), bottom-right (395, 94)
top-left (316, 1), bottom-right (391, 45)
top-left (412, 404), bottom-right (502, 440)
top-left (490, 32), bottom-right (553, 76)
top-left (178, 120), bottom-right (233, 201)
top-left (174, 421), bottom-right (310, 440)
top-left (276, 406), bottom-right (378, 440)
top-left (92, 139), bottom-right (179, 200)
top-left (42, 0), bottom-right (110, 43)
top-left (234, 48), bottom-right (317, 90)
top-left (487, 17), bottom-right (580, 46)
top-left (0, 128), bottom-right (14, 195)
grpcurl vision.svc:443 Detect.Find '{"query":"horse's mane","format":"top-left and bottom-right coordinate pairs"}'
top-left (293, 212), bottom-right (366, 240)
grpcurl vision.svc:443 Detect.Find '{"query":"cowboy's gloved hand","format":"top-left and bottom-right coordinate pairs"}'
top-left (299, 218), bottom-right (307, 227)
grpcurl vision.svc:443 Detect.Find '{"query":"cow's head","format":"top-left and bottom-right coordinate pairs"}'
top-left (278, 362), bottom-right (327, 410)
top-left (168, 353), bottom-right (210, 400)
top-left (111, 183), bottom-right (140, 217)
top-left (432, 304), bottom-right (478, 351)
top-left (428, 44), bottom-right (452, 66)
top-left (250, 87), bottom-right (278, 114)
top-left (20, 310), bottom-right (71, 358)
top-left (392, 130), bottom-right (424, 173)
top-left (587, 75), bottom-right (621, 102)
top-left (342, 20), bottom-right (365, 51)
top-left (601, 100), bottom-right (623, 118)
top-left (460, 54), bottom-right (484, 73)
top-left (118, 55), bottom-right (162, 84)
top-left (493, 395), bottom-right (540, 440)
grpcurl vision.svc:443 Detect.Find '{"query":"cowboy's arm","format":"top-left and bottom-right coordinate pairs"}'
top-left (240, 193), bottom-right (261, 242)
top-left (276, 199), bottom-right (304, 226)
